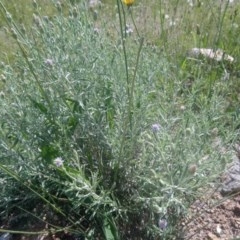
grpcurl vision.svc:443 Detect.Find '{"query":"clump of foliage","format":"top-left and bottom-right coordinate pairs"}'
top-left (0, 0), bottom-right (239, 239)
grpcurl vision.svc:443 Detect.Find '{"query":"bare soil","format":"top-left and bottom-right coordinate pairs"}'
top-left (181, 190), bottom-right (240, 240)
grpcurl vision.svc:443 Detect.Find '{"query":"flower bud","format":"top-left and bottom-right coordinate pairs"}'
top-left (188, 164), bottom-right (197, 175)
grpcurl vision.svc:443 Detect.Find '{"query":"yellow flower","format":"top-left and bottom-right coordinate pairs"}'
top-left (122, 0), bottom-right (134, 6)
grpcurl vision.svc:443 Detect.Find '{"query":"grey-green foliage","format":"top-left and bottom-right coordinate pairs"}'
top-left (0, 2), bottom-right (122, 238)
top-left (0, 0), bottom-right (238, 239)
top-left (0, 2), bottom-right (164, 238)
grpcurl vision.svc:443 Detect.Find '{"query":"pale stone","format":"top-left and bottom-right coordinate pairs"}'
top-left (188, 48), bottom-right (234, 63)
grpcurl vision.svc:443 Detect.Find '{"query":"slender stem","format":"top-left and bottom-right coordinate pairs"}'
top-left (0, 229), bottom-right (58, 235)
top-left (129, 7), bottom-right (140, 39)
top-left (116, 0), bottom-right (132, 127)
top-left (215, 0), bottom-right (229, 47)
top-left (159, 0), bottom-right (167, 50)
top-left (114, 1), bottom-right (143, 186)
top-left (130, 37), bottom-right (144, 115)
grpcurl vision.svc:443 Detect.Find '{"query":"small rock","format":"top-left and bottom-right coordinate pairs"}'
top-left (207, 232), bottom-right (220, 240)
top-left (188, 48), bottom-right (234, 63)
top-left (221, 156), bottom-right (240, 195)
